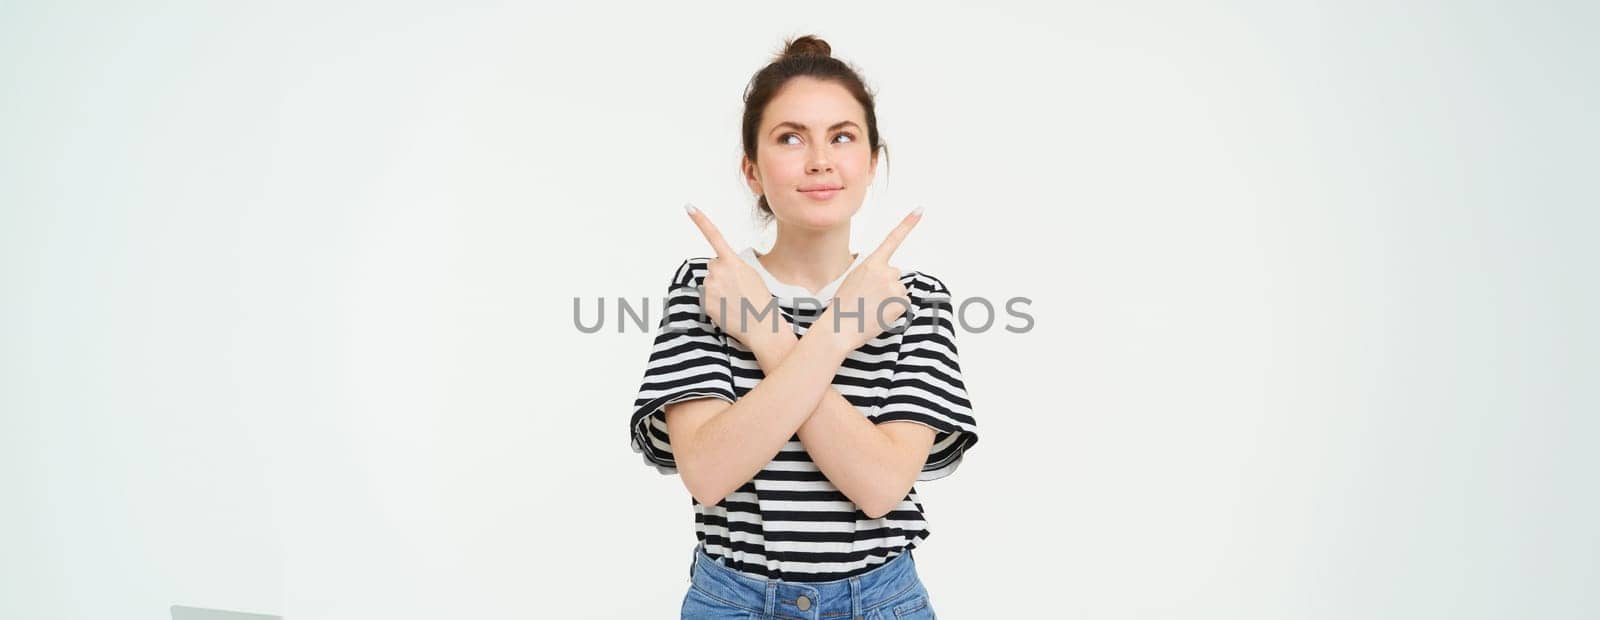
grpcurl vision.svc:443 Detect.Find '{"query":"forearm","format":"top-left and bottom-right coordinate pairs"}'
top-left (747, 326), bottom-right (915, 518)
top-left (796, 389), bottom-right (915, 518)
top-left (681, 327), bottom-right (848, 505)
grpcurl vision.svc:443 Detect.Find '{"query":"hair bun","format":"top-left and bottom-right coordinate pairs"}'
top-left (779, 35), bottom-right (832, 60)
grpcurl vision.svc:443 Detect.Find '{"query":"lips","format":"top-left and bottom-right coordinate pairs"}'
top-left (798, 185), bottom-right (843, 201)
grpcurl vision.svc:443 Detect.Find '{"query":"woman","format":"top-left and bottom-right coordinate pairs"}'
top-left (631, 35), bottom-right (979, 619)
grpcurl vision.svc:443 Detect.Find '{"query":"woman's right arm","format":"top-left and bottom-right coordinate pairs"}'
top-left (664, 325), bottom-right (843, 507)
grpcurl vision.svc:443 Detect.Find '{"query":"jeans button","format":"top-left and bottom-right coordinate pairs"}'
top-left (796, 595), bottom-right (811, 611)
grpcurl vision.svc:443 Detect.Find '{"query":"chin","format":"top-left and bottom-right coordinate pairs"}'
top-left (773, 199), bottom-right (860, 230)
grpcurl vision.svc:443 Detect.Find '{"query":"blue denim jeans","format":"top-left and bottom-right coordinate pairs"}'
top-left (681, 543), bottom-right (937, 619)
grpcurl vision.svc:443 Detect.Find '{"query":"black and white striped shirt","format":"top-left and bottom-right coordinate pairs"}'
top-left (630, 247), bottom-right (979, 582)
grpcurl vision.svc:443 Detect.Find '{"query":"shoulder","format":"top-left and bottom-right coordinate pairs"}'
top-left (667, 256), bottom-right (716, 290)
top-left (898, 269), bottom-right (955, 303)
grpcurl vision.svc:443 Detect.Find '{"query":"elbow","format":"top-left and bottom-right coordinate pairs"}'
top-left (687, 481), bottom-right (727, 508)
top-left (688, 469), bottom-right (732, 508)
top-left (678, 460), bottom-right (729, 507)
top-left (860, 495), bottom-right (899, 520)
top-left (860, 478), bottom-right (918, 519)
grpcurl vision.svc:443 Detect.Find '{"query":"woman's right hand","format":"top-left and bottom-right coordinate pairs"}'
top-left (817, 208), bottom-right (923, 353)
top-left (685, 204), bottom-right (790, 351)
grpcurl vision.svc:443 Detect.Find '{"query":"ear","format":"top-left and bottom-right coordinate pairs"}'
top-left (740, 155), bottom-right (763, 197)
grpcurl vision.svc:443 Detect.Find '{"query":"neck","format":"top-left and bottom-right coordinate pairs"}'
top-left (759, 223), bottom-right (856, 295)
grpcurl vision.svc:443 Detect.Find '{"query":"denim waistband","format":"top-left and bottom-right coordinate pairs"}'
top-left (687, 543), bottom-right (923, 619)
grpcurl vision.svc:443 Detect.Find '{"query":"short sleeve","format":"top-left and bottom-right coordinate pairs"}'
top-left (873, 273), bottom-right (979, 481)
top-left (629, 258), bottom-right (737, 475)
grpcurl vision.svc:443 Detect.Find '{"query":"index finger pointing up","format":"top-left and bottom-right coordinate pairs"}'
top-left (685, 203), bottom-right (736, 258)
top-left (867, 207), bottom-right (924, 263)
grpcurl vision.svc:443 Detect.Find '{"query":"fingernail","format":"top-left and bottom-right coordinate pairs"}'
top-left (912, 206), bottom-right (924, 216)
top-left (684, 203), bottom-right (698, 214)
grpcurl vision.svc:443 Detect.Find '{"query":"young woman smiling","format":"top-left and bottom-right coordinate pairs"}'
top-left (631, 35), bottom-right (978, 620)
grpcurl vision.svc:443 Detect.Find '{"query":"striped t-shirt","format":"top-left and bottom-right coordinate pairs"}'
top-left (630, 246), bottom-right (979, 582)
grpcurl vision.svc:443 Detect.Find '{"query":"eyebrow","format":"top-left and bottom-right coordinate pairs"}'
top-left (768, 120), bottom-right (861, 136)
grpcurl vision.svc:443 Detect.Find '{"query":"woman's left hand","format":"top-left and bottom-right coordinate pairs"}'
top-left (817, 208), bottom-right (921, 354)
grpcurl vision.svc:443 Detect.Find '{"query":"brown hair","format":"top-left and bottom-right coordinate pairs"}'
top-left (742, 34), bottom-right (887, 221)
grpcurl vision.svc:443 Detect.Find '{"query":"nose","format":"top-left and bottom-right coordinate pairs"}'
top-left (806, 144), bottom-right (833, 174)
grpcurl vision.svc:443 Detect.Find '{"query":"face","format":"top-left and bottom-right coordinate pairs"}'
top-left (743, 76), bottom-right (878, 231)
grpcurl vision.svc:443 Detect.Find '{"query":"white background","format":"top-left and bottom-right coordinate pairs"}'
top-left (3, 1), bottom-right (1596, 618)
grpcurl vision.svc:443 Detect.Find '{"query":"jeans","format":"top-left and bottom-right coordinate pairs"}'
top-left (681, 543), bottom-right (937, 619)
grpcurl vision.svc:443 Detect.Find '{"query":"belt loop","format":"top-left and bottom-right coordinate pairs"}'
top-left (850, 575), bottom-right (863, 618)
top-left (764, 581), bottom-right (778, 619)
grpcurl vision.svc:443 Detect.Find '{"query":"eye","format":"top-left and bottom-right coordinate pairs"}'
top-left (834, 132), bottom-right (855, 144)
top-left (778, 133), bottom-right (802, 145)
